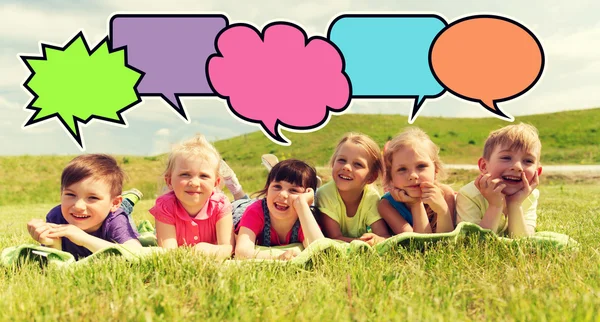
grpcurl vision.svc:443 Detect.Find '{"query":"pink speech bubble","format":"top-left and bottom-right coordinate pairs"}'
top-left (207, 22), bottom-right (351, 144)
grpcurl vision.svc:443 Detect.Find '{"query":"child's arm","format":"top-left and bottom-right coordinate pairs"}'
top-left (505, 171), bottom-right (539, 238)
top-left (474, 174), bottom-right (506, 232)
top-left (45, 224), bottom-right (116, 253)
top-left (359, 219), bottom-right (391, 246)
top-left (291, 188), bottom-right (324, 247)
top-left (320, 215), bottom-right (357, 243)
top-left (422, 183), bottom-right (455, 233)
top-left (193, 213), bottom-right (235, 260)
top-left (155, 220), bottom-right (179, 249)
top-left (235, 228), bottom-right (293, 260)
top-left (377, 199), bottom-right (413, 234)
top-left (27, 219), bottom-right (62, 250)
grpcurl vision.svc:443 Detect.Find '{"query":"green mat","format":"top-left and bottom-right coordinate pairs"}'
top-left (2, 222), bottom-right (578, 269)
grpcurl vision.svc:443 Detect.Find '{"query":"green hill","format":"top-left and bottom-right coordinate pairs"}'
top-left (214, 107), bottom-right (600, 166)
top-left (1, 108), bottom-right (598, 206)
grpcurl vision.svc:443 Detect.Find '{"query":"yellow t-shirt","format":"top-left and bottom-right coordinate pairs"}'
top-left (315, 180), bottom-right (382, 238)
top-left (456, 180), bottom-right (539, 235)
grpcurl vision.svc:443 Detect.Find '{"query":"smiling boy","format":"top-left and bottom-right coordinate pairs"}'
top-left (456, 123), bottom-right (543, 238)
top-left (27, 154), bottom-right (142, 259)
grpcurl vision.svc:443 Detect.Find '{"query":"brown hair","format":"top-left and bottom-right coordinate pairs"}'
top-left (483, 123), bottom-right (542, 161)
top-left (383, 127), bottom-right (446, 188)
top-left (254, 159), bottom-right (318, 199)
top-left (329, 132), bottom-right (384, 182)
top-left (61, 154), bottom-right (125, 197)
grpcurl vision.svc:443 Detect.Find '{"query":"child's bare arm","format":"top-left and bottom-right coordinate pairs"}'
top-left (475, 174), bottom-right (506, 232)
top-left (194, 213), bottom-right (235, 259)
top-left (235, 227), bottom-right (294, 260)
top-left (505, 172), bottom-right (539, 238)
top-left (46, 224), bottom-right (114, 253)
top-left (320, 214), bottom-right (356, 243)
top-left (291, 188), bottom-right (324, 247)
top-left (377, 199), bottom-right (413, 234)
top-left (155, 220), bottom-right (179, 249)
top-left (433, 184), bottom-right (456, 233)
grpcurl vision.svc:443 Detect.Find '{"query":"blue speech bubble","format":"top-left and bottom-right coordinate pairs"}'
top-left (328, 14), bottom-right (448, 122)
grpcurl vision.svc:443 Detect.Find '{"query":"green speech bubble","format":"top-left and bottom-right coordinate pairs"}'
top-left (20, 30), bottom-right (144, 149)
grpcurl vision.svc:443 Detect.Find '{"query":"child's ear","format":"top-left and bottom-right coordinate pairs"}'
top-left (214, 176), bottom-right (221, 188)
top-left (478, 157), bottom-right (488, 174)
top-left (111, 195), bottom-right (123, 212)
top-left (165, 176), bottom-right (173, 190)
top-left (537, 166), bottom-right (543, 176)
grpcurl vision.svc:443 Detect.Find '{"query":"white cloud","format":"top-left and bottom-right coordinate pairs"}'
top-left (543, 22), bottom-right (600, 60)
top-left (155, 128), bottom-right (170, 136)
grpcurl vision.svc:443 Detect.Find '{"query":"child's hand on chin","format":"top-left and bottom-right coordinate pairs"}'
top-left (290, 188), bottom-right (315, 211)
top-left (390, 187), bottom-right (420, 206)
top-left (46, 224), bottom-right (88, 246)
top-left (420, 182), bottom-right (448, 215)
top-left (475, 173), bottom-right (506, 207)
top-left (506, 171), bottom-right (539, 206)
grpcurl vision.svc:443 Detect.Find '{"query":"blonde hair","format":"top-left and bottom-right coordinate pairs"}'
top-left (483, 123), bottom-right (542, 161)
top-left (163, 134), bottom-right (221, 179)
top-left (329, 132), bottom-right (383, 181)
top-left (383, 127), bottom-right (446, 188)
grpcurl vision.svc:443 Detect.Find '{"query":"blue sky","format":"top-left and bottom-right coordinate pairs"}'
top-left (1, 0), bottom-right (599, 156)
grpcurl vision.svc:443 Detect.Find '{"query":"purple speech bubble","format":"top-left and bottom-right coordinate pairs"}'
top-left (109, 14), bottom-right (228, 120)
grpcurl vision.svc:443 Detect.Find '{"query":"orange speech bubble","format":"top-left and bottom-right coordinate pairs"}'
top-left (429, 15), bottom-right (544, 119)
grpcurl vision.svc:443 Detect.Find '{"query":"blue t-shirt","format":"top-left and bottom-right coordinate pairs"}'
top-left (45, 205), bottom-right (139, 260)
top-left (381, 192), bottom-right (414, 226)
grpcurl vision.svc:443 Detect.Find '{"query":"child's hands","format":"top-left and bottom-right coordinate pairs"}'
top-left (290, 188), bottom-right (315, 211)
top-left (390, 188), bottom-right (421, 206)
top-left (420, 182), bottom-right (449, 216)
top-left (27, 219), bottom-right (57, 246)
top-left (277, 249), bottom-right (300, 261)
top-left (475, 174), bottom-right (506, 207)
top-left (506, 171), bottom-right (539, 206)
top-left (359, 233), bottom-right (385, 246)
top-left (46, 224), bottom-right (88, 246)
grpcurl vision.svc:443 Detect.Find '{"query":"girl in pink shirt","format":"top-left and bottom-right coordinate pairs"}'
top-left (149, 134), bottom-right (234, 259)
top-left (234, 159), bottom-right (325, 261)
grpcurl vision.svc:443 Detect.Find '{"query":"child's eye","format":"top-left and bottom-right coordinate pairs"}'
top-left (525, 159), bottom-right (535, 164)
top-left (398, 167), bottom-right (406, 172)
top-left (418, 164), bottom-right (428, 169)
top-left (89, 196), bottom-right (100, 201)
top-left (180, 173), bottom-right (190, 177)
top-left (64, 193), bottom-right (75, 197)
top-left (500, 156), bottom-right (511, 160)
top-left (354, 162), bottom-right (363, 168)
top-left (272, 184), bottom-right (282, 190)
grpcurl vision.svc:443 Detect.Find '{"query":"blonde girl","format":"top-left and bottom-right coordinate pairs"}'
top-left (316, 132), bottom-right (390, 246)
top-left (379, 127), bottom-right (456, 234)
top-left (149, 134), bottom-right (234, 259)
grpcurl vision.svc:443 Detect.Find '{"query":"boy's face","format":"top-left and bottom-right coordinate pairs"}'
top-left (166, 154), bottom-right (220, 216)
top-left (478, 144), bottom-right (542, 196)
top-left (60, 177), bottom-right (122, 233)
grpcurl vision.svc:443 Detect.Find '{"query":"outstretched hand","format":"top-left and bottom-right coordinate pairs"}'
top-left (359, 233), bottom-right (386, 246)
top-left (277, 249), bottom-right (300, 261)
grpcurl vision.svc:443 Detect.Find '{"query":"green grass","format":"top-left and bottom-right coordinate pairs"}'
top-left (1, 109), bottom-right (599, 320)
top-left (1, 182), bottom-right (599, 321)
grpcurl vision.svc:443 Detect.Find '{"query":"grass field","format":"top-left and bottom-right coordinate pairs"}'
top-left (1, 109), bottom-right (599, 321)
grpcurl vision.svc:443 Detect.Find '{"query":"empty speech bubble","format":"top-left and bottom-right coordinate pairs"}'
top-left (207, 22), bottom-right (351, 145)
top-left (110, 14), bottom-right (228, 121)
top-left (429, 15), bottom-right (544, 119)
top-left (20, 31), bottom-right (144, 149)
top-left (328, 14), bottom-right (447, 122)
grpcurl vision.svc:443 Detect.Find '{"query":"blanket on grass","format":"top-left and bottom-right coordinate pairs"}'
top-left (1, 222), bottom-right (578, 269)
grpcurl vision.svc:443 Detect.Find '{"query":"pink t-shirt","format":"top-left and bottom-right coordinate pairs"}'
top-left (149, 190), bottom-right (232, 246)
top-left (235, 199), bottom-right (305, 246)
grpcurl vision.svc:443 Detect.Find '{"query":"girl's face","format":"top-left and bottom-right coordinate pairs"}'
top-left (166, 154), bottom-right (220, 216)
top-left (331, 141), bottom-right (374, 193)
top-left (390, 146), bottom-right (437, 198)
top-left (266, 180), bottom-right (306, 221)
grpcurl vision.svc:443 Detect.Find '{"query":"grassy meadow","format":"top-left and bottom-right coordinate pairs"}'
top-left (1, 109), bottom-right (599, 321)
